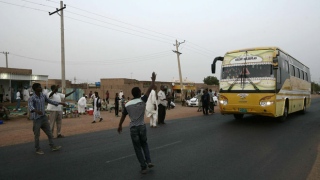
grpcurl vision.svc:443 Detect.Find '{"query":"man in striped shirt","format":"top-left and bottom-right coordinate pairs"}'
top-left (118, 72), bottom-right (156, 174)
top-left (28, 83), bottom-right (66, 155)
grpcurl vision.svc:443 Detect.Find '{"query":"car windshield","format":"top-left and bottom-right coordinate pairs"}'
top-left (221, 64), bottom-right (273, 80)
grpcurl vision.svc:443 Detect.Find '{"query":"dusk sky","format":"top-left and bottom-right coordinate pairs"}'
top-left (1, 0), bottom-right (320, 84)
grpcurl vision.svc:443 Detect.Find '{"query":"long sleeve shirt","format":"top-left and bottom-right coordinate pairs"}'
top-left (28, 93), bottom-right (59, 120)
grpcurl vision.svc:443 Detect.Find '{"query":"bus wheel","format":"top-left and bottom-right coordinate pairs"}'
top-left (278, 104), bottom-right (288, 122)
top-left (234, 114), bottom-right (244, 120)
top-left (300, 101), bottom-right (306, 114)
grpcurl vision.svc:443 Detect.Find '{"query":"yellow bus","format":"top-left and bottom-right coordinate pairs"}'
top-left (211, 47), bottom-right (311, 121)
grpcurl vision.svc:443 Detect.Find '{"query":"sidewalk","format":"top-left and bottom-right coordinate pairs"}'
top-left (0, 104), bottom-right (217, 147)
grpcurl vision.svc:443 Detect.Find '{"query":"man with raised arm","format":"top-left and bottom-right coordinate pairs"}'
top-left (28, 83), bottom-right (66, 155)
top-left (117, 72), bottom-right (156, 174)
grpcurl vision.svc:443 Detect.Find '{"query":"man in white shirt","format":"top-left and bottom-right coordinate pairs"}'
top-left (16, 89), bottom-right (21, 110)
top-left (42, 86), bottom-right (49, 97)
top-left (146, 86), bottom-right (158, 128)
top-left (47, 85), bottom-right (75, 138)
top-left (157, 85), bottom-right (167, 125)
top-left (77, 94), bottom-right (87, 114)
top-left (23, 87), bottom-right (30, 102)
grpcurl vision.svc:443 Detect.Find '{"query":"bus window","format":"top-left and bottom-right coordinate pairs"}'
top-left (285, 60), bottom-right (289, 73)
top-left (305, 72), bottom-right (308, 81)
top-left (277, 68), bottom-right (281, 83)
top-left (290, 65), bottom-right (295, 76)
top-left (295, 67), bottom-right (299, 78)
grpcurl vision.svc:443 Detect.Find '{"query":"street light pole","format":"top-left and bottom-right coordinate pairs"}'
top-left (1, 52), bottom-right (9, 68)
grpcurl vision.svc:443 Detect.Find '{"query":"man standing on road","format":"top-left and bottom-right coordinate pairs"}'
top-left (146, 85), bottom-right (158, 128)
top-left (201, 89), bottom-right (210, 115)
top-left (158, 85), bottom-right (167, 124)
top-left (28, 83), bottom-right (66, 155)
top-left (91, 91), bottom-right (103, 123)
top-left (47, 85), bottom-right (75, 138)
top-left (118, 72), bottom-right (156, 174)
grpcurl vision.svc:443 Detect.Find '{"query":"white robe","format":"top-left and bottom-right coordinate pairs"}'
top-left (23, 89), bottom-right (30, 101)
top-left (77, 97), bottom-right (87, 113)
top-left (145, 90), bottom-right (158, 117)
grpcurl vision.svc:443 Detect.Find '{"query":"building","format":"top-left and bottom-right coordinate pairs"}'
top-left (0, 67), bottom-right (48, 102)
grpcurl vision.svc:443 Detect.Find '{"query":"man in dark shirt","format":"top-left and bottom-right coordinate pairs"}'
top-left (201, 89), bottom-right (210, 115)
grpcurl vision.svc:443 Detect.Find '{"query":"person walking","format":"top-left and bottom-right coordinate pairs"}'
top-left (117, 72), bottom-right (156, 174)
top-left (77, 94), bottom-right (87, 115)
top-left (201, 89), bottom-right (210, 115)
top-left (166, 92), bottom-right (172, 110)
top-left (28, 83), bottom-right (66, 155)
top-left (115, 93), bottom-right (120, 117)
top-left (16, 89), bottom-right (21, 110)
top-left (208, 89), bottom-right (215, 113)
top-left (157, 85), bottom-right (167, 124)
top-left (120, 95), bottom-right (126, 112)
top-left (196, 90), bottom-right (203, 112)
top-left (146, 85), bottom-right (158, 128)
top-left (47, 85), bottom-right (75, 138)
top-left (91, 92), bottom-right (103, 123)
top-left (105, 90), bottom-right (109, 104)
top-left (0, 85), bottom-right (4, 103)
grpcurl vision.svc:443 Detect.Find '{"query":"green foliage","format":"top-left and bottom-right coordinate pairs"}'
top-left (312, 82), bottom-right (320, 94)
top-left (203, 76), bottom-right (219, 85)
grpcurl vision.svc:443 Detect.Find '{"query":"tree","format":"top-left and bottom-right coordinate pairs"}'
top-left (311, 82), bottom-right (320, 94)
top-left (203, 76), bottom-right (219, 85)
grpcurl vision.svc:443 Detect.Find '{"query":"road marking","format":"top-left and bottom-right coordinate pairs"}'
top-left (106, 141), bottom-right (182, 163)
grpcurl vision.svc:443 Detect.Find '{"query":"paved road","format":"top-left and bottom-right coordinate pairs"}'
top-left (1, 98), bottom-right (320, 180)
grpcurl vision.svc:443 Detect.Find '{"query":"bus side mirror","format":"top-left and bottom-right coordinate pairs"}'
top-left (212, 56), bottom-right (224, 74)
top-left (212, 64), bottom-right (216, 73)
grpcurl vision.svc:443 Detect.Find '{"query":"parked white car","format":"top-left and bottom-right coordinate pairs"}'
top-left (186, 95), bottom-right (218, 107)
top-left (186, 96), bottom-right (198, 107)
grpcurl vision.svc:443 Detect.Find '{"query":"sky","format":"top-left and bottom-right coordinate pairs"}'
top-left (0, 0), bottom-right (320, 84)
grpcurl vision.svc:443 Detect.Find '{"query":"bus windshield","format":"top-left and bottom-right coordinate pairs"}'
top-left (221, 64), bottom-right (273, 80)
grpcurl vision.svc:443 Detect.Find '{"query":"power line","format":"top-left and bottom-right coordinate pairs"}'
top-left (64, 15), bottom-right (173, 45)
top-left (20, 0), bottom-right (56, 8)
top-left (67, 4), bottom-right (180, 40)
top-left (1, 0), bottom-right (217, 57)
top-left (0, 0), bottom-right (48, 12)
top-left (9, 51), bottom-right (173, 65)
top-left (66, 10), bottom-right (174, 42)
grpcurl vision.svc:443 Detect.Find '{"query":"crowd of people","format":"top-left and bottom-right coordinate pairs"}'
top-left (2, 72), bottom-right (217, 175)
top-left (23, 72), bottom-right (164, 174)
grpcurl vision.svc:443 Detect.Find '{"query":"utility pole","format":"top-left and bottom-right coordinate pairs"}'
top-left (49, 1), bottom-right (66, 93)
top-left (172, 39), bottom-right (185, 102)
top-left (1, 52), bottom-right (9, 68)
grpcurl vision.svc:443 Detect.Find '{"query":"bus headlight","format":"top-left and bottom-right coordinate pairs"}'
top-left (219, 95), bottom-right (228, 105)
top-left (259, 96), bottom-right (274, 107)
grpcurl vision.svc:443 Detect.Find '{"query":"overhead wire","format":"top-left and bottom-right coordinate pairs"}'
top-left (0, 0), bottom-right (48, 12)
top-left (1, 0), bottom-right (217, 59)
top-left (8, 51), bottom-right (174, 65)
top-left (65, 10), bottom-right (174, 43)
